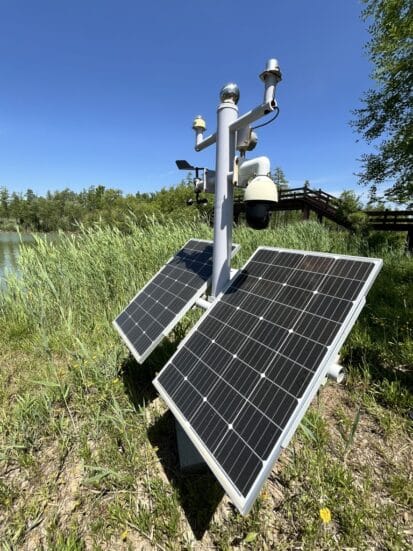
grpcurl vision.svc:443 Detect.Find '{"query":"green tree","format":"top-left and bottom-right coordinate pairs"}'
top-left (9, 192), bottom-right (29, 226)
top-left (352, 0), bottom-right (413, 205)
top-left (272, 167), bottom-right (288, 189)
top-left (0, 187), bottom-right (9, 218)
top-left (337, 190), bottom-right (369, 234)
top-left (25, 189), bottom-right (36, 203)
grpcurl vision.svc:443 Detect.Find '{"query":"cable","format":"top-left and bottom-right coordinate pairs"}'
top-left (251, 106), bottom-right (280, 130)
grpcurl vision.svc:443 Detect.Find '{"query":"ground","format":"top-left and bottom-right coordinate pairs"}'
top-left (1, 354), bottom-right (411, 550)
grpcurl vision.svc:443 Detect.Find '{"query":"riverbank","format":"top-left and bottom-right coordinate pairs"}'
top-left (0, 221), bottom-right (411, 549)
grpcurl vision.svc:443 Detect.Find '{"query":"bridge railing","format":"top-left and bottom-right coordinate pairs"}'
top-left (272, 186), bottom-right (413, 230)
top-left (279, 186), bottom-right (341, 209)
top-left (365, 210), bottom-right (413, 226)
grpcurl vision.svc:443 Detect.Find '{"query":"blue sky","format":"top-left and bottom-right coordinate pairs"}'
top-left (0, 0), bottom-right (373, 198)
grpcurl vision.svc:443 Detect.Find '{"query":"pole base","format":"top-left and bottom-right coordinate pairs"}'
top-left (175, 420), bottom-right (208, 473)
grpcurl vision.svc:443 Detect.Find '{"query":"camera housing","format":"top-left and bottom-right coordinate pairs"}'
top-left (244, 175), bottom-right (278, 229)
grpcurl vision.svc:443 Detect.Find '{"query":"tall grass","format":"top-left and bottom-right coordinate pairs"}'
top-left (0, 219), bottom-right (408, 370)
top-left (0, 221), bottom-right (353, 351)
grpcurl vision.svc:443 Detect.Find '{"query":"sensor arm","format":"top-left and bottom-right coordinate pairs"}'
top-left (193, 115), bottom-right (217, 152)
top-left (229, 100), bottom-right (276, 132)
top-left (195, 132), bottom-right (216, 152)
top-left (260, 58), bottom-right (282, 104)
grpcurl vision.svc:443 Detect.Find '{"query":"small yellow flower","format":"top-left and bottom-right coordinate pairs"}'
top-left (112, 378), bottom-right (120, 384)
top-left (320, 507), bottom-right (332, 524)
top-left (121, 529), bottom-right (128, 541)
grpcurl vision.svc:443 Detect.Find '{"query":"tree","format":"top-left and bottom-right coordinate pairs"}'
top-left (0, 187), bottom-right (9, 218)
top-left (337, 190), bottom-right (369, 234)
top-left (272, 167), bottom-right (288, 189)
top-left (352, 0), bottom-right (413, 205)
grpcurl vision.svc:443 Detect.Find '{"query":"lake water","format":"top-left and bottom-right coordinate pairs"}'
top-left (0, 232), bottom-right (35, 283)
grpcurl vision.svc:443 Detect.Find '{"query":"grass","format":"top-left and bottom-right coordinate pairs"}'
top-left (0, 219), bottom-right (412, 549)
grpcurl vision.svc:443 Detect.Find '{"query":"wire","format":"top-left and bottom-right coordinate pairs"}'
top-left (251, 106), bottom-right (280, 130)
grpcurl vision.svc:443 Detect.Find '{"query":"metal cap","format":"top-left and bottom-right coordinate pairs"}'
top-left (259, 58), bottom-right (282, 82)
top-left (192, 115), bottom-right (206, 131)
top-left (219, 83), bottom-right (240, 104)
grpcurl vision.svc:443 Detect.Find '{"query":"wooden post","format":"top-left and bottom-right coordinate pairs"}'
top-left (408, 228), bottom-right (413, 253)
top-left (302, 206), bottom-right (310, 221)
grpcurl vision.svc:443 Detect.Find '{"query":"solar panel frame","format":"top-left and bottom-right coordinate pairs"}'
top-left (153, 246), bottom-right (382, 514)
top-left (114, 239), bottom-right (240, 364)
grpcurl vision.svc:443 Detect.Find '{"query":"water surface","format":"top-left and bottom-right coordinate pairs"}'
top-left (0, 232), bottom-right (36, 283)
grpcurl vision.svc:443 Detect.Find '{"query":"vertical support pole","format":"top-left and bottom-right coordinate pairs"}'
top-left (302, 206), bottom-right (310, 221)
top-left (211, 98), bottom-right (238, 298)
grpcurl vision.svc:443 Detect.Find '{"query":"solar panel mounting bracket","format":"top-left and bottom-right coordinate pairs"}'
top-left (195, 297), bottom-right (212, 310)
top-left (326, 355), bottom-right (345, 383)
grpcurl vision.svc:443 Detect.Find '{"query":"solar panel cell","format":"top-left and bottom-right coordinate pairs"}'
top-left (154, 247), bottom-right (382, 514)
top-left (294, 312), bottom-right (340, 345)
top-left (233, 402), bottom-right (281, 459)
top-left (200, 341), bottom-right (234, 372)
top-left (274, 286), bottom-right (314, 309)
top-left (305, 293), bottom-right (352, 323)
top-left (191, 402), bottom-right (229, 449)
top-left (264, 354), bottom-right (312, 397)
top-left (213, 431), bottom-right (262, 496)
top-left (250, 320), bottom-right (289, 350)
top-left (264, 302), bottom-right (301, 328)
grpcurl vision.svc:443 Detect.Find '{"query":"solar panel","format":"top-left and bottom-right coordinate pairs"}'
top-left (153, 247), bottom-right (382, 514)
top-left (114, 239), bottom-right (239, 364)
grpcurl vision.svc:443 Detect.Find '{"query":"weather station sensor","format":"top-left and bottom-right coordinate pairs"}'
top-left (114, 58), bottom-right (382, 516)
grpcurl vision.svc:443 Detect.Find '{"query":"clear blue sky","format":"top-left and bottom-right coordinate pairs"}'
top-left (0, 0), bottom-right (373, 198)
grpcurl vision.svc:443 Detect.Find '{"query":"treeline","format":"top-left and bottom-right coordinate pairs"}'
top-left (0, 182), bottom-right (207, 232)
top-left (0, 167), bottom-right (292, 233)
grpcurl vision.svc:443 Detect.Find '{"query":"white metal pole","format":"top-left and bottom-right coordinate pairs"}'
top-left (211, 86), bottom-right (239, 298)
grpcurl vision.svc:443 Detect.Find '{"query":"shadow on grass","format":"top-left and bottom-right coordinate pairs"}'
top-left (121, 338), bottom-right (178, 409)
top-left (121, 329), bottom-right (224, 537)
top-left (148, 410), bottom-right (224, 539)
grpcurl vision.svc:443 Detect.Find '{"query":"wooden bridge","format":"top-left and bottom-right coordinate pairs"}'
top-left (277, 186), bottom-right (350, 227)
top-left (234, 185), bottom-right (413, 250)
